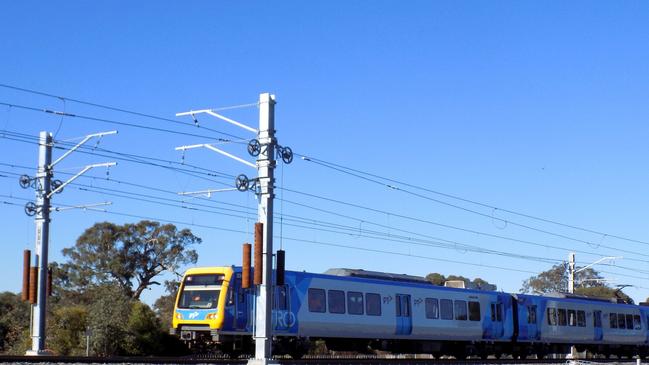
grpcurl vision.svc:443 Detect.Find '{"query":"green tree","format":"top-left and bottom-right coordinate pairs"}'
top-left (87, 284), bottom-right (132, 356)
top-left (0, 292), bottom-right (30, 354)
top-left (153, 280), bottom-right (179, 331)
top-left (124, 301), bottom-right (163, 355)
top-left (521, 262), bottom-right (604, 294)
top-left (61, 220), bottom-right (200, 299)
top-left (48, 305), bottom-right (88, 355)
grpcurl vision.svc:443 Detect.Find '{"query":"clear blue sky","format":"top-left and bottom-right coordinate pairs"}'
top-left (1, 1), bottom-right (649, 305)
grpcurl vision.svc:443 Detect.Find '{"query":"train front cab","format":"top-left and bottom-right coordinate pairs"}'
top-left (171, 267), bottom-right (233, 343)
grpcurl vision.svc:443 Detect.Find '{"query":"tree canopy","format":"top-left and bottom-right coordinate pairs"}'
top-left (61, 220), bottom-right (201, 299)
top-left (521, 262), bottom-right (633, 303)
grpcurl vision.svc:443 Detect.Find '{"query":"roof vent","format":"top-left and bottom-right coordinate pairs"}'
top-left (444, 280), bottom-right (466, 289)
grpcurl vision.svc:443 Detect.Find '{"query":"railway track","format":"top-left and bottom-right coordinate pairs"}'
top-left (0, 355), bottom-right (644, 365)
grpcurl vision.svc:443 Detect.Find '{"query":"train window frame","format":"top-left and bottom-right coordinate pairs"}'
top-left (568, 309), bottom-right (576, 327)
top-left (634, 315), bottom-right (642, 330)
top-left (454, 300), bottom-right (468, 321)
top-left (610, 313), bottom-right (617, 329)
top-left (308, 288), bottom-right (326, 313)
top-left (425, 298), bottom-right (439, 319)
top-left (577, 310), bottom-right (586, 327)
top-left (328, 290), bottom-right (345, 314)
top-left (440, 299), bottom-right (453, 320)
top-left (366, 293), bottom-right (382, 316)
top-left (527, 305), bottom-right (537, 324)
top-left (468, 301), bottom-right (481, 321)
top-left (618, 313), bottom-right (626, 329)
top-left (347, 291), bottom-right (364, 315)
top-left (548, 308), bottom-right (557, 326)
top-left (626, 314), bottom-right (633, 330)
top-left (557, 309), bottom-right (567, 326)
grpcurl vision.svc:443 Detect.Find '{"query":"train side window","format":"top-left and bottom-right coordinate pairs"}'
top-left (347, 291), bottom-right (364, 315)
top-left (558, 309), bottom-right (567, 326)
top-left (593, 310), bottom-right (602, 328)
top-left (366, 293), bottom-right (381, 316)
top-left (425, 298), bottom-right (439, 319)
top-left (496, 303), bottom-right (503, 322)
top-left (454, 300), bottom-right (468, 321)
top-left (328, 290), bottom-right (345, 314)
top-left (547, 308), bottom-right (557, 326)
top-left (469, 301), bottom-right (481, 321)
top-left (610, 313), bottom-right (618, 328)
top-left (308, 288), bottom-right (326, 313)
top-left (440, 299), bottom-right (453, 320)
top-left (527, 305), bottom-right (537, 324)
top-left (634, 315), bottom-right (642, 330)
top-left (626, 314), bottom-right (633, 330)
top-left (618, 313), bottom-right (626, 329)
top-left (577, 311), bottom-right (585, 327)
top-left (568, 310), bottom-right (576, 327)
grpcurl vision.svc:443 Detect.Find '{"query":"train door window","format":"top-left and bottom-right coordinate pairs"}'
top-left (468, 301), bottom-right (481, 321)
top-left (558, 309), bottom-right (567, 326)
top-left (425, 298), bottom-right (439, 319)
top-left (547, 308), bottom-right (557, 326)
top-left (593, 310), bottom-right (602, 328)
top-left (610, 313), bottom-right (617, 328)
top-left (275, 286), bottom-right (288, 311)
top-left (328, 290), bottom-right (345, 314)
top-left (308, 288), bottom-right (326, 313)
top-left (496, 303), bottom-right (503, 322)
top-left (568, 310), bottom-right (576, 327)
top-left (440, 299), bottom-right (453, 320)
top-left (347, 291), bottom-right (364, 315)
top-left (577, 311), bottom-right (586, 327)
top-left (491, 304), bottom-right (496, 321)
top-left (454, 300), bottom-right (467, 321)
top-left (366, 293), bottom-right (381, 316)
top-left (634, 315), bottom-right (642, 330)
top-left (399, 296), bottom-right (411, 317)
top-left (618, 313), bottom-right (626, 329)
top-left (626, 314), bottom-right (634, 330)
top-left (527, 305), bottom-right (537, 324)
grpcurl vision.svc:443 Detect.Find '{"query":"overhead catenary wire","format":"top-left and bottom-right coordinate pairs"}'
top-left (0, 83), bottom-right (252, 139)
top-left (300, 155), bottom-right (649, 248)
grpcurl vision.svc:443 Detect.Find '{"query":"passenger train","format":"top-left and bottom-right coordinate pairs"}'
top-left (170, 265), bottom-right (649, 359)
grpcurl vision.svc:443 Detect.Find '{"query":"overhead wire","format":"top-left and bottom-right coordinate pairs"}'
top-left (300, 155), bottom-right (649, 248)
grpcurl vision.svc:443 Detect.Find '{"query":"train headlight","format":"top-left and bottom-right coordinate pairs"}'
top-left (206, 312), bottom-right (218, 320)
top-left (175, 312), bottom-right (183, 320)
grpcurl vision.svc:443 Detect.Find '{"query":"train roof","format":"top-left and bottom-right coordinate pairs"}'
top-left (324, 268), bottom-right (431, 284)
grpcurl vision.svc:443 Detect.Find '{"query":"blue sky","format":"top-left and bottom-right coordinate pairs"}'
top-left (1, 1), bottom-right (649, 305)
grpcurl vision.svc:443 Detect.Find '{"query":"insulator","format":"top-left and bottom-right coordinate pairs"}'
top-left (276, 249), bottom-right (285, 286)
top-left (29, 266), bottom-right (38, 305)
top-left (47, 267), bottom-right (53, 297)
top-left (254, 223), bottom-right (263, 286)
top-left (22, 250), bottom-right (30, 302)
top-left (242, 243), bottom-right (251, 289)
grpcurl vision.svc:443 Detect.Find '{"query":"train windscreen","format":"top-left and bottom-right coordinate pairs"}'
top-left (178, 274), bottom-right (224, 309)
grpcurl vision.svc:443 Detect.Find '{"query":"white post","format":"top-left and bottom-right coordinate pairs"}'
top-left (568, 252), bottom-right (575, 294)
top-left (26, 131), bottom-right (52, 355)
top-left (251, 93), bottom-right (276, 364)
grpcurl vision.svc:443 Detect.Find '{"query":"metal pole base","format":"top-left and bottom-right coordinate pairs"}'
top-left (25, 349), bottom-right (52, 356)
top-left (247, 358), bottom-right (280, 365)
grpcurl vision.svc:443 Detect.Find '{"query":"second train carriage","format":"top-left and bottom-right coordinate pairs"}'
top-left (171, 265), bottom-right (649, 358)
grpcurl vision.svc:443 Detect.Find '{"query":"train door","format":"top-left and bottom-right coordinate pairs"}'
top-left (490, 301), bottom-right (504, 338)
top-left (233, 273), bottom-right (247, 330)
top-left (274, 285), bottom-right (293, 332)
top-left (594, 310), bottom-right (603, 341)
top-left (527, 304), bottom-right (539, 340)
top-left (395, 294), bottom-right (412, 335)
